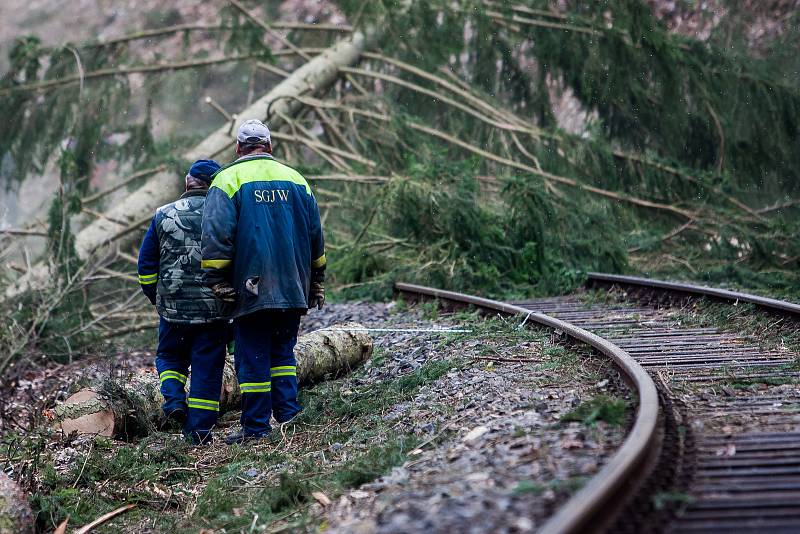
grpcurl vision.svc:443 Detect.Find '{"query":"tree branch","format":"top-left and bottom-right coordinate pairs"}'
top-left (81, 165), bottom-right (167, 206)
top-left (0, 54), bottom-right (270, 96)
top-left (407, 121), bottom-right (695, 220)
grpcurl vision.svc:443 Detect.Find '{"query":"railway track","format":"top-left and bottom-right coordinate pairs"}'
top-left (396, 274), bottom-right (800, 533)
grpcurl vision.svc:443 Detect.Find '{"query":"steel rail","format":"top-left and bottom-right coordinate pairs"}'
top-left (587, 272), bottom-right (800, 316)
top-left (394, 282), bottom-right (660, 534)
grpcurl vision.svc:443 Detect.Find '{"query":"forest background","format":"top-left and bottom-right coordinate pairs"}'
top-left (0, 0), bottom-right (799, 375)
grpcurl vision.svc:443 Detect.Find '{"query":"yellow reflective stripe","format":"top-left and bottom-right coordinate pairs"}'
top-left (187, 397), bottom-right (219, 411)
top-left (201, 259), bottom-right (232, 269)
top-left (211, 158), bottom-right (312, 198)
top-left (187, 402), bottom-right (219, 412)
top-left (159, 370), bottom-right (187, 379)
top-left (187, 397), bottom-right (219, 406)
top-left (240, 381), bottom-right (271, 393)
top-left (271, 365), bottom-right (297, 378)
top-left (311, 254), bottom-right (326, 269)
top-left (159, 371), bottom-right (187, 384)
top-left (139, 272), bottom-right (158, 285)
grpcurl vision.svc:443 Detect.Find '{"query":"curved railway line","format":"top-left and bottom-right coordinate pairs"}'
top-left (395, 274), bottom-right (800, 534)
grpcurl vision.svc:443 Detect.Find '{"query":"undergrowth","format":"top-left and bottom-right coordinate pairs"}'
top-left (561, 395), bottom-right (628, 427)
top-left (3, 1), bottom-right (800, 373)
top-left (24, 356), bottom-right (460, 532)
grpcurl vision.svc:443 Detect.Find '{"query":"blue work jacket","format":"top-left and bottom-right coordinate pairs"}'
top-left (201, 154), bottom-right (326, 317)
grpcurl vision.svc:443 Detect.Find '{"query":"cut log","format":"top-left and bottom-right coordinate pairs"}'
top-left (0, 472), bottom-right (33, 534)
top-left (6, 33), bottom-right (367, 298)
top-left (54, 322), bottom-right (373, 439)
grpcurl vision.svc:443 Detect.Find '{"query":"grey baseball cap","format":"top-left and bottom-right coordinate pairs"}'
top-left (236, 119), bottom-right (271, 145)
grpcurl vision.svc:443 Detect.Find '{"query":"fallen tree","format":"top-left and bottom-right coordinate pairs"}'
top-left (54, 323), bottom-right (372, 439)
top-left (6, 32), bottom-right (367, 298)
top-left (0, 472), bottom-right (33, 534)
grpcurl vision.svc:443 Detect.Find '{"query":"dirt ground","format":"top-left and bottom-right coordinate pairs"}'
top-left (1, 302), bottom-right (632, 532)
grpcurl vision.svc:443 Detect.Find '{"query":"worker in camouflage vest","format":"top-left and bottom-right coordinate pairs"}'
top-left (137, 159), bottom-right (228, 445)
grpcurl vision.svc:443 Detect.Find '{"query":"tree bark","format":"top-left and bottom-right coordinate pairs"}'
top-left (0, 472), bottom-right (33, 534)
top-left (54, 323), bottom-right (373, 439)
top-left (6, 33), bottom-right (366, 298)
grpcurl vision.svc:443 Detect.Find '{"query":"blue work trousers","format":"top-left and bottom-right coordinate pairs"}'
top-left (234, 310), bottom-right (302, 436)
top-left (155, 318), bottom-right (228, 441)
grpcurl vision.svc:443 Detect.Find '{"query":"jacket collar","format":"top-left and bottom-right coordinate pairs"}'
top-left (180, 189), bottom-right (208, 199)
top-left (234, 153), bottom-right (274, 163)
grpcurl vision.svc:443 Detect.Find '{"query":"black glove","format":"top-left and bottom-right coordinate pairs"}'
top-left (142, 285), bottom-right (157, 306)
top-left (309, 281), bottom-right (325, 310)
top-left (308, 267), bottom-right (325, 310)
top-left (212, 281), bottom-right (237, 303)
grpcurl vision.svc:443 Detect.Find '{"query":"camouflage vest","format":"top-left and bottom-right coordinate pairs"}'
top-left (154, 190), bottom-right (222, 323)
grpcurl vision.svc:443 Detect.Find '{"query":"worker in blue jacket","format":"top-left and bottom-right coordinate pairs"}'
top-left (138, 159), bottom-right (228, 445)
top-left (201, 119), bottom-right (325, 445)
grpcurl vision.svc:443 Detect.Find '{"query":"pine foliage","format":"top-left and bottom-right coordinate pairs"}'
top-left (1, 1), bottom-right (799, 369)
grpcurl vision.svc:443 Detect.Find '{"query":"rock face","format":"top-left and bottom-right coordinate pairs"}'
top-left (55, 322), bottom-right (373, 439)
top-left (0, 472), bottom-right (33, 534)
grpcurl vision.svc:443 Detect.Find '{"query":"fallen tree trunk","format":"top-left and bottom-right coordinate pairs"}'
top-left (0, 472), bottom-right (33, 534)
top-left (7, 33), bottom-right (366, 298)
top-left (55, 323), bottom-right (372, 439)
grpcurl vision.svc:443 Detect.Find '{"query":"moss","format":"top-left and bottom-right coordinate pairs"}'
top-left (561, 395), bottom-right (627, 427)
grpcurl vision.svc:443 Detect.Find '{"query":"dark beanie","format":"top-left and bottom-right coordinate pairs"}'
top-left (188, 159), bottom-right (221, 183)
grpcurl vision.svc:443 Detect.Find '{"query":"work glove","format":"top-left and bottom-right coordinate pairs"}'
top-left (212, 281), bottom-right (237, 303)
top-left (309, 281), bottom-right (325, 310)
top-left (141, 285), bottom-right (157, 306)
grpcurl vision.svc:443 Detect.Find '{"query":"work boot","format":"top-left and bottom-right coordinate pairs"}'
top-left (158, 408), bottom-right (187, 432)
top-left (224, 430), bottom-right (269, 446)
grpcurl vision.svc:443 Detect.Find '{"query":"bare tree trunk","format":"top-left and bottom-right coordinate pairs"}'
top-left (54, 323), bottom-right (373, 438)
top-left (6, 33), bottom-right (366, 298)
top-left (0, 472), bottom-right (33, 534)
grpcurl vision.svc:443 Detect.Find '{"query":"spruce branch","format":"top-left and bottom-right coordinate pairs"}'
top-left (757, 199), bottom-right (800, 214)
top-left (483, 2), bottom-right (569, 21)
top-left (272, 130), bottom-right (374, 168)
top-left (482, 8), bottom-right (599, 35)
top-left (362, 52), bottom-right (528, 129)
top-left (0, 53), bottom-right (270, 96)
top-left (310, 174), bottom-right (390, 184)
top-left (405, 121), bottom-right (696, 220)
top-left (87, 21), bottom-right (351, 48)
top-left (81, 165), bottom-right (167, 206)
top-left (340, 66), bottom-right (543, 137)
top-left (275, 109), bottom-right (353, 172)
top-left (287, 95), bottom-right (696, 220)
top-left (0, 229), bottom-right (47, 237)
top-left (609, 150), bottom-right (762, 220)
top-left (229, 0), bottom-right (369, 96)
top-left (96, 216), bottom-right (153, 251)
top-left (19, 22), bottom-right (352, 54)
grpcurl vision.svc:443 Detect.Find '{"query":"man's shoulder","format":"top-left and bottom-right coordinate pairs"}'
top-left (154, 196), bottom-right (204, 224)
top-left (212, 156), bottom-right (310, 196)
top-left (154, 200), bottom-right (176, 218)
